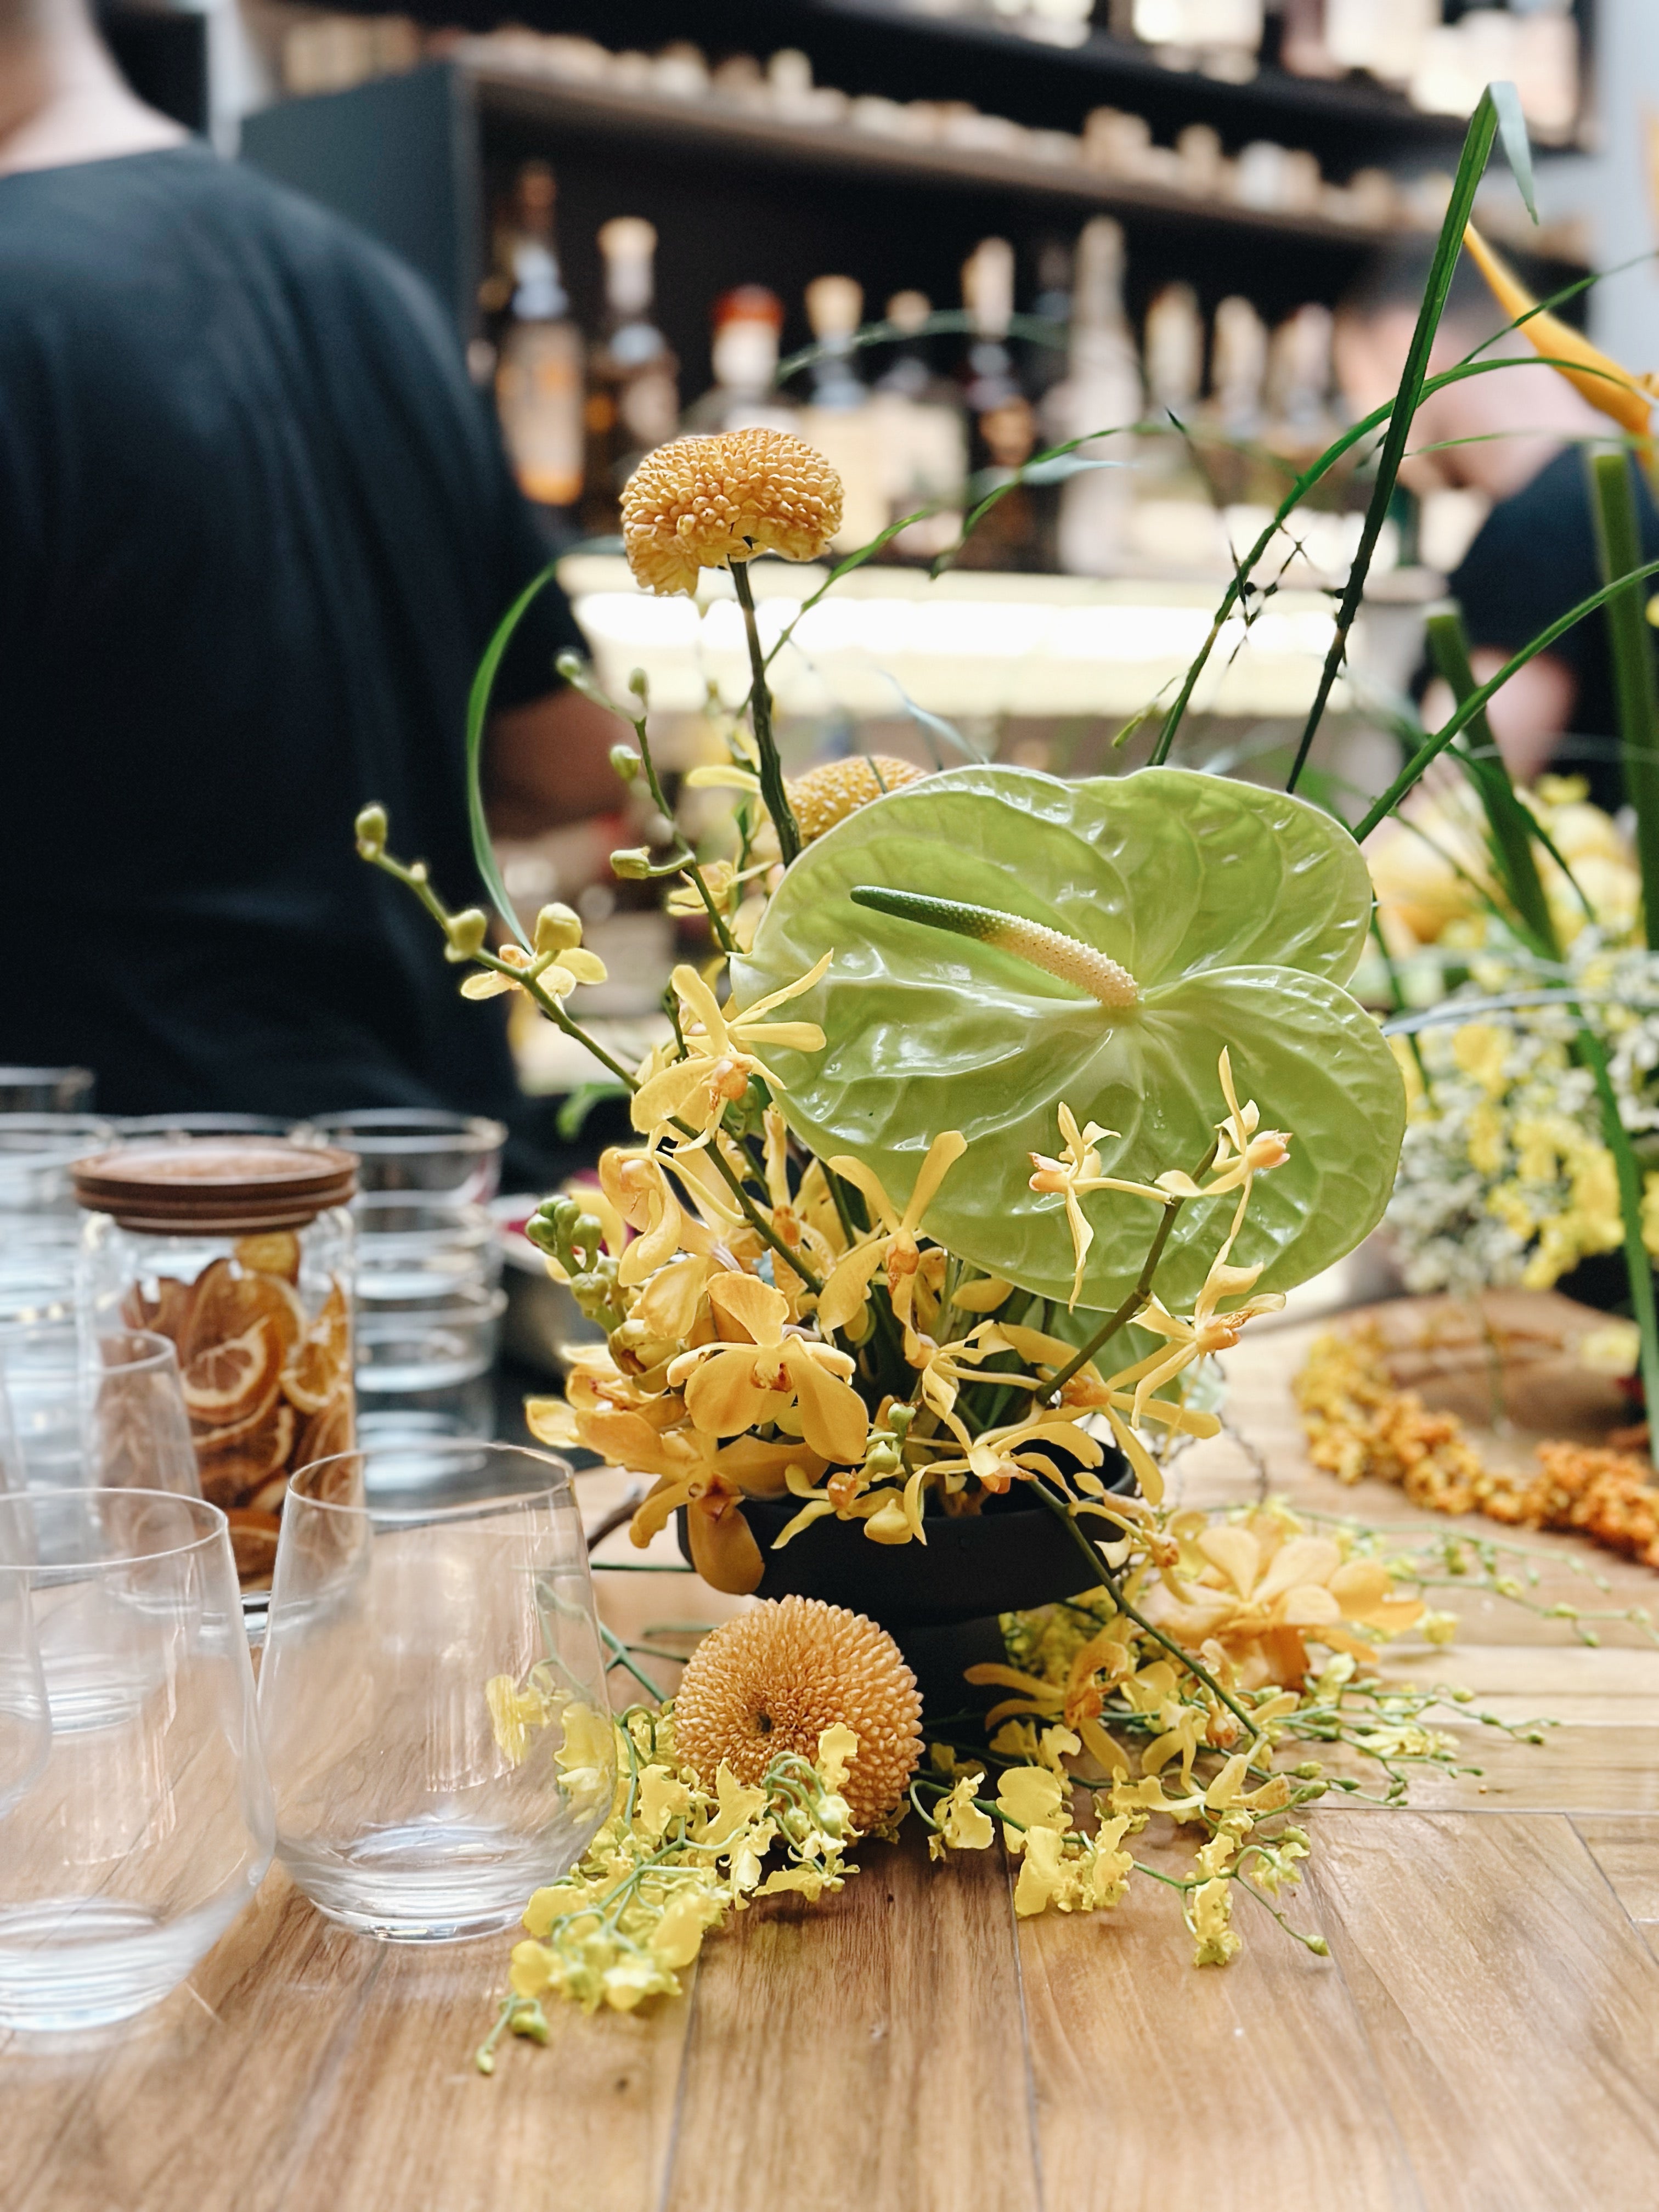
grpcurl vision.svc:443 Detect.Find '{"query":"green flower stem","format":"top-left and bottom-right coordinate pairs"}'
top-left (601, 1622), bottom-right (665, 1702)
top-left (630, 710), bottom-right (738, 955)
top-left (1027, 1480), bottom-right (1258, 1738)
top-left (1037, 1138), bottom-right (1218, 1407)
top-left (1236, 1876), bottom-right (1329, 1955)
top-left (730, 560), bottom-right (802, 866)
top-left (1283, 88), bottom-right (1503, 794)
top-left (1576, 1022), bottom-right (1659, 1472)
top-left (1590, 452), bottom-right (1659, 949)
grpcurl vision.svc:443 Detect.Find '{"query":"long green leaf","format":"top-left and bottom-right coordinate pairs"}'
top-left (1491, 79), bottom-right (1538, 223)
top-left (463, 561), bottom-right (560, 953)
top-left (1589, 452), bottom-right (1659, 949)
top-left (1578, 1024), bottom-right (1659, 1471)
top-left (1425, 607), bottom-right (1559, 958)
top-left (1283, 88), bottom-right (1506, 793)
top-left (1353, 557), bottom-right (1659, 840)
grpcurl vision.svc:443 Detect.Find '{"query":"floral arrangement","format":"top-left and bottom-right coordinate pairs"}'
top-left (1370, 780), bottom-right (1659, 1302)
top-left (352, 92), bottom-right (1659, 2034)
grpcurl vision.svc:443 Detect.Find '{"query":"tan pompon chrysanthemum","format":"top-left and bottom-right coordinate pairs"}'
top-left (673, 1595), bottom-right (921, 1831)
top-left (786, 755), bottom-right (927, 843)
top-left (622, 429), bottom-right (844, 597)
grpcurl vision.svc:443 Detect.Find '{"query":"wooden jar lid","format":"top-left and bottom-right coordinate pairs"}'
top-left (72, 1140), bottom-right (358, 1234)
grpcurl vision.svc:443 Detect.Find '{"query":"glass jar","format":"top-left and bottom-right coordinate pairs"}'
top-left (74, 1141), bottom-right (357, 1593)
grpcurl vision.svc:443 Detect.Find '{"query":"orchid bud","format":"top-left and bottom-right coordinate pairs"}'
top-left (609, 743), bottom-right (642, 783)
top-left (444, 907), bottom-right (489, 961)
top-left (628, 666), bottom-right (649, 703)
top-left (610, 847), bottom-right (653, 881)
top-left (354, 803), bottom-right (388, 858)
top-left (533, 902), bottom-right (583, 955)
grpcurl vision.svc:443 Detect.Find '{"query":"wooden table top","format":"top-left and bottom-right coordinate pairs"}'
top-left (7, 1291), bottom-right (1659, 2212)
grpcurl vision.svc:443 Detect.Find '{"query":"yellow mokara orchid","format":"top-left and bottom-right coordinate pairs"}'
top-left (817, 1130), bottom-right (968, 1349)
top-left (1463, 223), bottom-right (1658, 457)
top-left (665, 1272), bottom-right (869, 1464)
top-left (630, 955), bottom-right (831, 1148)
top-left (1028, 1102), bottom-right (1167, 1310)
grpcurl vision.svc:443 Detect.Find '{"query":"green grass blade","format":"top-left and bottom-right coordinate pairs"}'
top-left (1590, 452), bottom-right (1659, 948)
top-left (1283, 87), bottom-right (1502, 794)
top-left (1425, 607), bottom-right (1559, 958)
top-left (1491, 80), bottom-right (1538, 224)
top-left (1353, 556), bottom-right (1659, 840)
top-left (1578, 1023), bottom-right (1659, 1471)
top-left (463, 562), bottom-right (560, 953)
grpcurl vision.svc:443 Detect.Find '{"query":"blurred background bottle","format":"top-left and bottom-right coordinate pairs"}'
top-left (870, 290), bottom-right (967, 561)
top-left (957, 236), bottom-right (1048, 572)
top-left (580, 217), bottom-right (679, 538)
top-left (493, 161), bottom-right (584, 513)
top-left (1048, 218), bottom-right (1142, 577)
top-left (683, 285), bottom-right (797, 435)
top-left (798, 274), bottom-right (888, 552)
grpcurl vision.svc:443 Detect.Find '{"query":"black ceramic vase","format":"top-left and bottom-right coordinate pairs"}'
top-left (676, 1445), bottom-right (1135, 1727)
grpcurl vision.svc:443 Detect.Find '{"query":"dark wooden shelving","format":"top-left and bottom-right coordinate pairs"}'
top-left (470, 65), bottom-right (1418, 250)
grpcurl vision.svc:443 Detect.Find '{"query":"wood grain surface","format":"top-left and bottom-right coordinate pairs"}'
top-left (5, 1293), bottom-right (1659, 2212)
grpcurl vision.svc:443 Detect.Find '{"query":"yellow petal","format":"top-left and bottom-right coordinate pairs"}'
top-left (460, 971), bottom-right (515, 999)
top-left (783, 1342), bottom-right (870, 1464)
top-left (816, 1238), bottom-right (888, 1333)
top-left (708, 1270), bottom-right (788, 1345)
top-left (559, 947), bottom-right (609, 984)
top-left (631, 1060), bottom-right (706, 1136)
top-left (1464, 224), bottom-right (1654, 443)
top-left (1197, 1524), bottom-right (1261, 1598)
top-left (686, 1493), bottom-right (765, 1594)
top-left (733, 947), bottom-right (834, 1026)
top-left (905, 1130), bottom-right (969, 1231)
top-left (685, 1347), bottom-right (782, 1437)
top-left (951, 1275), bottom-right (1012, 1313)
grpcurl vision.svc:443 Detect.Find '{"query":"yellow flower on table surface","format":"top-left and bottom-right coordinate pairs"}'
top-left (1012, 1817), bottom-right (1135, 1918)
top-left (929, 1772), bottom-right (995, 1857)
top-left (630, 956), bottom-right (831, 1148)
top-left (816, 1130), bottom-right (968, 1352)
top-left (460, 904), bottom-right (608, 1002)
top-left (666, 1271), bottom-right (870, 1465)
top-left (967, 1617), bottom-right (1135, 1775)
top-left (1141, 1506), bottom-right (1425, 1692)
top-left (621, 427), bottom-right (844, 597)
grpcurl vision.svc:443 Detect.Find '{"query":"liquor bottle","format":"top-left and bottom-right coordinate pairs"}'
top-left (581, 218), bottom-right (679, 537)
top-left (1204, 294), bottom-right (1270, 507)
top-left (1265, 303), bottom-right (1337, 469)
top-left (1024, 236), bottom-right (1073, 407)
top-left (1128, 281), bottom-right (1221, 571)
top-left (1048, 218), bottom-right (1142, 577)
top-left (493, 161), bottom-right (585, 512)
top-left (871, 291), bottom-right (967, 560)
top-left (682, 286), bottom-right (798, 436)
top-left (956, 237), bottom-right (1047, 572)
top-left (797, 275), bottom-right (888, 552)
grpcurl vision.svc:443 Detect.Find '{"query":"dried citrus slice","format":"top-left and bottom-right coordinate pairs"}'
top-left (122, 1276), bottom-right (195, 1347)
top-left (234, 1231), bottom-right (301, 1284)
top-left (295, 1387), bottom-right (354, 1472)
top-left (225, 1508), bottom-right (281, 1588)
top-left (181, 1318), bottom-right (283, 1427)
top-left (195, 1396), bottom-right (295, 1505)
top-left (281, 1280), bottom-right (351, 1415)
top-left (186, 1259), bottom-right (305, 1364)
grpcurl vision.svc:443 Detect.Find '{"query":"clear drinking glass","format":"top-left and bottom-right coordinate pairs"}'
top-left (0, 1068), bottom-right (95, 1114)
top-left (0, 1326), bottom-right (201, 1504)
top-left (0, 1488), bottom-right (273, 2030)
top-left (259, 1444), bottom-right (613, 1941)
top-left (298, 1109), bottom-right (507, 1204)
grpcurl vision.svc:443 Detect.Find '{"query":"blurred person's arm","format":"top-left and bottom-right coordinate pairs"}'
top-left (1419, 648), bottom-right (1577, 786)
top-left (485, 687), bottom-right (630, 837)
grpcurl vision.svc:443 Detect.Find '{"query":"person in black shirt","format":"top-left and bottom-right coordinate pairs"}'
top-left (0, 0), bottom-right (625, 1125)
top-left (1335, 246), bottom-right (1659, 815)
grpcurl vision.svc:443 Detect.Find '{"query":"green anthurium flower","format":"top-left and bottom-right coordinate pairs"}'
top-left (732, 765), bottom-right (1404, 1314)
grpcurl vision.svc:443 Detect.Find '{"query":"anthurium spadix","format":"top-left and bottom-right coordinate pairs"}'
top-left (732, 765), bottom-right (1406, 1314)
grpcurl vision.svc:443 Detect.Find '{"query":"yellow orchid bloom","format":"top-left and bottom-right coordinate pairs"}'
top-left (630, 954), bottom-right (831, 1148)
top-left (1028, 1102), bottom-right (1167, 1310)
top-left (666, 1272), bottom-right (870, 1464)
top-left (1152, 1049), bottom-right (1291, 1235)
top-left (461, 905), bottom-right (608, 1003)
top-left (1463, 223), bottom-right (1658, 455)
top-left (966, 1617), bottom-right (1134, 1774)
top-left (1119, 1231), bottom-right (1285, 1432)
top-left (1141, 1506), bottom-right (1425, 1692)
top-left (817, 1130), bottom-right (967, 1347)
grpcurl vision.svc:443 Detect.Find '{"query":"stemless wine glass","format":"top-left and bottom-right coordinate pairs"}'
top-left (0, 1489), bottom-right (273, 2030)
top-left (259, 1443), bottom-right (613, 1941)
top-left (0, 1325), bottom-right (201, 1505)
top-left (0, 1493), bottom-right (49, 1817)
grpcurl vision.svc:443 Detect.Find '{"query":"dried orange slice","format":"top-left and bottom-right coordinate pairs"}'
top-left (185, 1259), bottom-right (305, 1366)
top-left (225, 1508), bottom-right (281, 1589)
top-left (122, 1276), bottom-right (195, 1347)
top-left (234, 1231), bottom-right (301, 1285)
top-left (195, 1393), bottom-right (295, 1498)
top-left (296, 1386), bottom-right (354, 1472)
top-left (182, 1317), bottom-right (283, 1427)
top-left (281, 1280), bottom-right (351, 1415)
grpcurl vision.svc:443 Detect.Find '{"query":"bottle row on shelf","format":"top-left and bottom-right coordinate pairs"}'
top-left (482, 161), bottom-right (1403, 582)
top-left (921, 0), bottom-right (1579, 142)
top-left (274, 16), bottom-right (1584, 252)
